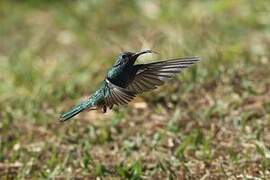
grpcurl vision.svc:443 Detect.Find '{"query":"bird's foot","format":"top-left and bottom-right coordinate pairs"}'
top-left (87, 106), bottom-right (97, 111)
top-left (102, 106), bottom-right (107, 113)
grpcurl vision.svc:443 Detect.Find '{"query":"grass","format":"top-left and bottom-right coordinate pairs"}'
top-left (0, 0), bottom-right (270, 179)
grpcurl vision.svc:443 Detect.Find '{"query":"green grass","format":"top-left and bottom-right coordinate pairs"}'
top-left (0, 0), bottom-right (270, 179)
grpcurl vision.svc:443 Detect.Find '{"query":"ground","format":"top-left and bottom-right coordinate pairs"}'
top-left (0, 0), bottom-right (270, 179)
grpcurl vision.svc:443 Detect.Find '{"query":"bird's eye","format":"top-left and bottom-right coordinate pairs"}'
top-left (122, 54), bottom-right (127, 59)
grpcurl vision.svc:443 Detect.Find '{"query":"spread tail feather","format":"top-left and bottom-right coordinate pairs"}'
top-left (59, 101), bottom-right (90, 122)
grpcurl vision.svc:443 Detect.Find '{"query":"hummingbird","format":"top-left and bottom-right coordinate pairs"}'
top-left (60, 50), bottom-right (200, 122)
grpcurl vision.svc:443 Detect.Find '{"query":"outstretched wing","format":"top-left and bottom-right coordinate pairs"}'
top-left (127, 57), bottom-right (200, 93)
top-left (104, 79), bottom-right (136, 108)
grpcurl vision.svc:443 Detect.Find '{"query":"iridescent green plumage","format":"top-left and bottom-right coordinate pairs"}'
top-left (60, 50), bottom-right (200, 122)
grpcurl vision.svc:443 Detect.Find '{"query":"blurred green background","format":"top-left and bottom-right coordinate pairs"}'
top-left (0, 0), bottom-right (269, 179)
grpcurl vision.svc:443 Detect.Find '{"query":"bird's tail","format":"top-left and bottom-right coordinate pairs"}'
top-left (59, 100), bottom-right (91, 122)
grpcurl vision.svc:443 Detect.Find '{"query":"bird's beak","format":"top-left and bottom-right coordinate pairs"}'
top-left (132, 50), bottom-right (156, 59)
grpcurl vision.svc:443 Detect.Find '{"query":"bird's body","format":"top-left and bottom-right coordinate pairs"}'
top-left (60, 50), bottom-right (200, 121)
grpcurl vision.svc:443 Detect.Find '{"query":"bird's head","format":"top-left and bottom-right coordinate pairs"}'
top-left (113, 50), bottom-right (154, 67)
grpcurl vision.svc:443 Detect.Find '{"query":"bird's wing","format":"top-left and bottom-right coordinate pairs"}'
top-left (127, 57), bottom-right (200, 94)
top-left (104, 79), bottom-right (136, 108)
